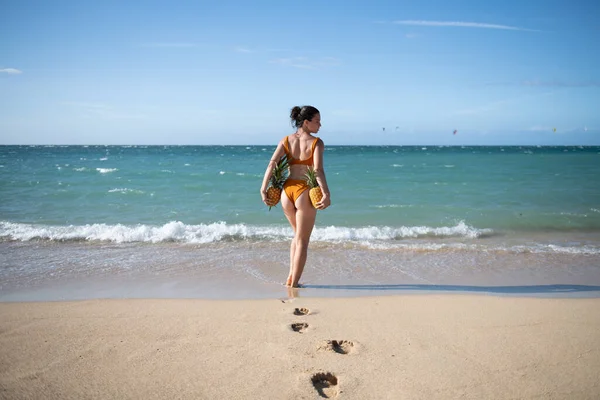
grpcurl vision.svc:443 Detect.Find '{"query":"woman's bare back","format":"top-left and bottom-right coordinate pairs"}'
top-left (286, 133), bottom-right (317, 179)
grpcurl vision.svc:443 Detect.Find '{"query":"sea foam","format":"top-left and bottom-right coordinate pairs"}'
top-left (0, 220), bottom-right (492, 244)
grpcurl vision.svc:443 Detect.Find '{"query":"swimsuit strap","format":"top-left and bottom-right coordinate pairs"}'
top-left (310, 138), bottom-right (319, 155)
top-left (283, 136), bottom-right (290, 153)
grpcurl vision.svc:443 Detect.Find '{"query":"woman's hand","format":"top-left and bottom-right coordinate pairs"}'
top-left (316, 193), bottom-right (331, 210)
top-left (261, 189), bottom-right (274, 206)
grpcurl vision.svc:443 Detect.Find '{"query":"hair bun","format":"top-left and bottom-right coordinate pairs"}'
top-left (289, 105), bottom-right (319, 129)
top-left (290, 106), bottom-right (302, 121)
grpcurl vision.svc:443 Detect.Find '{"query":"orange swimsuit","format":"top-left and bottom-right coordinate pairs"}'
top-left (282, 136), bottom-right (320, 203)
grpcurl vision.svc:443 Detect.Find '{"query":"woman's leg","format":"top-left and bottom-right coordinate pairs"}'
top-left (290, 191), bottom-right (317, 287)
top-left (281, 191), bottom-right (297, 286)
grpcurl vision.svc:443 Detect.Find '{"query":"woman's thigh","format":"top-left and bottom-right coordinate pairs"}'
top-left (281, 190), bottom-right (297, 232)
top-left (294, 191), bottom-right (317, 240)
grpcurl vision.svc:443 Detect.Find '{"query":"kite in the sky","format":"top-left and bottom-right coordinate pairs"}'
top-left (553, 127), bottom-right (557, 132)
top-left (382, 127), bottom-right (385, 131)
top-left (453, 130), bottom-right (457, 135)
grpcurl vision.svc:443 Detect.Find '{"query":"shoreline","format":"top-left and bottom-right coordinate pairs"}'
top-left (2, 240), bottom-right (600, 303)
top-left (3, 280), bottom-right (600, 303)
top-left (2, 295), bottom-right (599, 399)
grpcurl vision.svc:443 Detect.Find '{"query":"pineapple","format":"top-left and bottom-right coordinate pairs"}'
top-left (266, 155), bottom-right (289, 209)
top-left (305, 167), bottom-right (323, 209)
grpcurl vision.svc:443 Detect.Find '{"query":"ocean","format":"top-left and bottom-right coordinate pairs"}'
top-left (1, 145), bottom-right (599, 300)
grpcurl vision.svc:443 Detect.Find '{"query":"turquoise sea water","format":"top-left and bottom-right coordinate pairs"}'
top-left (1, 145), bottom-right (599, 300)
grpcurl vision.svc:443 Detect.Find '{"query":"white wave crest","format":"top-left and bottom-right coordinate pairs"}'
top-left (544, 244), bottom-right (600, 255)
top-left (108, 188), bottom-right (145, 194)
top-left (0, 220), bottom-right (491, 244)
top-left (96, 168), bottom-right (117, 174)
top-left (0, 221), bottom-right (289, 244)
top-left (373, 204), bottom-right (413, 209)
top-left (312, 221), bottom-right (489, 241)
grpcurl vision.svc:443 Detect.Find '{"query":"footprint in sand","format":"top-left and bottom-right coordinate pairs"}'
top-left (318, 340), bottom-right (355, 355)
top-left (293, 307), bottom-right (310, 316)
top-left (291, 322), bottom-right (308, 333)
top-left (311, 372), bottom-right (339, 398)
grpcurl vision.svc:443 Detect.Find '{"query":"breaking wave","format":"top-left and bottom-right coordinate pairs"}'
top-left (1, 220), bottom-right (490, 244)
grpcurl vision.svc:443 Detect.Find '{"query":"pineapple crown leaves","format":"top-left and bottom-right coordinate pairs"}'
top-left (304, 167), bottom-right (319, 188)
top-left (269, 154), bottom-right (289, 189)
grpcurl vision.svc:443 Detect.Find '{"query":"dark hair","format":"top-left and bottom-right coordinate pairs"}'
top-left (290, 105), bottom-right (320, 129)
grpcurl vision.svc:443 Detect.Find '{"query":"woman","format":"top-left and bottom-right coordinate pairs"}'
top-left (260, 105), bottom-right (331, 288)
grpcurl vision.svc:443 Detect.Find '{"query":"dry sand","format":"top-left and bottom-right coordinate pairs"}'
top-left (1, 294), bottom-right (599, 399)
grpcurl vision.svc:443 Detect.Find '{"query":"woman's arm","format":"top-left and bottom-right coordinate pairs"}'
top-left (312, 139), bottom-right (331, 210)
top-left (260, 140), bottom-right (286, 205)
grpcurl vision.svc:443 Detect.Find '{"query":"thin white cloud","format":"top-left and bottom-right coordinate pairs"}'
top-left (320, 57), bottom-right (340, 65)
top-left (485, 80), bottom-right (600, 87)
top-left (404, 33), bottom-right (419, 39)
top-left (522, 80), bottom-right (600, 87)
top-left (270, 57), bottom-right (341, 70)
top-left (0, 68), bottom-right (22, 74)
top-left (393, 20), bottom-right (535, 31)
top-left (265, 48), bottom-right (292, 53)
top-left (271, 57), bottom-right (315, 69)
top-left (235, 47), bottom-right (293, 54)
top-left (141, 43), bottom-right (197, 48)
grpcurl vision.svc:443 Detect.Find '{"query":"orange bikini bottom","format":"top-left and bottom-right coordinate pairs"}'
top-left (283, 179), bottom-right (310, 203)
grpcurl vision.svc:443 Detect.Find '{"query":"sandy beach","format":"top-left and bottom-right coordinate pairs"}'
top-left (1, 294), bottom-right (599, 399)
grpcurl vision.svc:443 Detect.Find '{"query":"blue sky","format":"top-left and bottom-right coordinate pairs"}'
top-left (1, 0), bottom-right (599, 145)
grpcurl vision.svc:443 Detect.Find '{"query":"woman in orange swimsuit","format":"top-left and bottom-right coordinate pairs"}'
top-left (260, 105), bottom-right (331, 288)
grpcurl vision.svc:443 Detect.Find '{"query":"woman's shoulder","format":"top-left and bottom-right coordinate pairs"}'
top-left (279, 134), bottom-right (292, 144)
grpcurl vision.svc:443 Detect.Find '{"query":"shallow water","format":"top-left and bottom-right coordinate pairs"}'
top-left (1, 145), bottom-right (599, 300)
